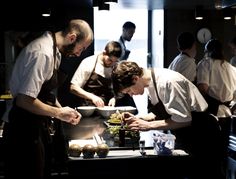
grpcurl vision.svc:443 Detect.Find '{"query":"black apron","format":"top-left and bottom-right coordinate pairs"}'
top-left (204, 94), bottom-right (231, 116)
top-left (148, 69), bottom-right (223, 178)
top-left (2, 32), bottom-right (68, 179)
top-left (76, 57), bottom-right (114, 107)
top-left (119, 36), bottom-right (130, 61)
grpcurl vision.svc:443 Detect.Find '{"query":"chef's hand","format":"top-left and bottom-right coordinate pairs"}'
top-left (57, 106), bottom-right (81, 125)
top-left (91, 95), bottom-right (105, 107)
top-left (108, 97), bottom-right (116, 107)
top-left (123, 112), bottom-right (150, 131)
top-left (122, 112), bottom-right (135, 123)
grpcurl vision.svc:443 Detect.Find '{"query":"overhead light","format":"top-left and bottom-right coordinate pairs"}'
top-left (195, 6), bottom-right (204, 20)
top-left (42, 9), bottom-right (51, 17)
top-left (98, 3), bottom-right (110, 10)
top-left (215, 0), bottom-right (223, 10)
top-left (223, 8), bottom-right (232, 20)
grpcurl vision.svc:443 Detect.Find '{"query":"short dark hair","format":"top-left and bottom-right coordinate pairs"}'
top-left (177, 32), bottom-right (195, 50)
top-left (122, 21), bottom-right (136, 29)
top-left (112, 61), bottom-right (143, 95)
top-left (204, 39), bottom-right (224, 60)
top-left (104, 41), bottom-right (122, 58)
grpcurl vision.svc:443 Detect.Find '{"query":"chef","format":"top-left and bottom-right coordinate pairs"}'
top-left (111, 61), bottom-right (223, 178)
top-left (3, 19), bottom-right (93, 179)
top-left (70, 41), bottom-right (122, 107)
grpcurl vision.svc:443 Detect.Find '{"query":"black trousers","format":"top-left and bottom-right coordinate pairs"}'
top-left (2, 104), bottom-right (67, 179)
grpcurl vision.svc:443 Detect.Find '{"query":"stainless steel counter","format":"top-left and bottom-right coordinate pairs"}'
top-left (63, 116), bottom-right (107, 140)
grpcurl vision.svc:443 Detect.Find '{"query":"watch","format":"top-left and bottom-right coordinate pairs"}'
top-left (197, 28), bottom-right (212, 44)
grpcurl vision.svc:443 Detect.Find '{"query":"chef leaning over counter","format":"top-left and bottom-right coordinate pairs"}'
top-left (111, 61), bottom-right (224, 179)
top-left (70, 41), bottom-right (122, 107)
top-left (2, 19), bottom-right (93, 179)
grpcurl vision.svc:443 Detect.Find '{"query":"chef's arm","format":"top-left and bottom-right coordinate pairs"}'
top-left (70, 83), bottom-right (104, 107)
top-left (16, 94), bottom-right (81, 124)
top-left (16, 94), bottom-right (64, 118)
top-left (148, 118), bottom-right (191, 130)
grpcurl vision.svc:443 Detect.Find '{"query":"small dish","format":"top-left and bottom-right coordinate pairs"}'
top-left (76, 106), bottom-right (96, 117)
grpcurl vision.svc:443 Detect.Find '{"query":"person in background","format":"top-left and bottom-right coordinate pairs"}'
top-left (197, 39), bottom-right (236, 117)
top-left (70, 41), bottom-right (122, 107)
top-left (118, 21), bottom-right (136, 61)
top-left (229, 37), bottom-right (236, 67)
top-left (112, 61), bottom-right (224, 178)
top-left (197, 39), bottom-right (236, 177)
top-left (116, 21), bottom-right (137, 108)
top-left (3, 19), bottom-right (93, 179)
top-left (168, 32), bottom-right (197, 83)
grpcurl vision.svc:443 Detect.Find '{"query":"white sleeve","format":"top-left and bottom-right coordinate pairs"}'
top-left (14, 52), bottom-right (53, 98)
top-left (71, 59), bottom-right (94, 87)
top-left (158, 80), bottom-right (192, 123)
top-left (197, 59), bottom-right (210, 85)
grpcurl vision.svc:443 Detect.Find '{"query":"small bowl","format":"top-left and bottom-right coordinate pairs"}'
top-left (76, 106), bottom-right (96, 117)
top-left (97, 106), bottom-right (117, 119)
top-left (115, 106), bottom-right (137, 114)
top-left (68, 144), bottom-right (82, 157)
top-left (96, 143), bottom-right (109, 158)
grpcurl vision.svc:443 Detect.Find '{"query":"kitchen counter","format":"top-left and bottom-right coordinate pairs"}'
top-left (64, 115), bottom-right (192, 178)
top-left (68, 149), bottom-right (192, 178)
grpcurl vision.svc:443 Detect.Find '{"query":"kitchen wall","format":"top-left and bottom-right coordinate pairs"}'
top-left (164, 8), bottom-right (236, 67)
top-left (1, 6), bottom-right (236, 93)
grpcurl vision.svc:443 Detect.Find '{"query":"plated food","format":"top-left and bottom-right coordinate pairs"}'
top-left (96, 143), bottom-right (109, 158)
top-left (107, 112), bottom-right (123, 125)
top-left (68, 144), bottom-right (82, 157)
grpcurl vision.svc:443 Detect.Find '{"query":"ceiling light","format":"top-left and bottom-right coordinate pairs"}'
top-left (223, 8), bottom-right (232, 20)
top-left (215, 0), bottom-right (223, 10)
top-left (42, 9), bottom-right (51, 17)
top-left (195, 6), bottom-right (204, 20)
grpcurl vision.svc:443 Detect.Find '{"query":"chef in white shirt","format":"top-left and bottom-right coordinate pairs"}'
top-left (112, 61), bottom-right (223, 178)
top-left (70, 41), bottom-right (122, 107)
top-left (168, 32), bottom-right (197, 83)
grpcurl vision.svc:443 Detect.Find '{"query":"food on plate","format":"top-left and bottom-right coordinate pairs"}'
top-left (96, 143), bottom-right (109, 158)
top-left (107, 112), bottom-right (123, 124)
top-left (82, 144), bottom-right (96, 159)
top-left (68, 144), bottom-right (82, 157)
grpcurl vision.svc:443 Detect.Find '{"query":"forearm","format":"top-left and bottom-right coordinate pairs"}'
top-left (16, 94), bottom-right (61, 118)
top-left (145, 118), bottom-right (191, 131)
top-left (70, 84), bottom-right (96, 101)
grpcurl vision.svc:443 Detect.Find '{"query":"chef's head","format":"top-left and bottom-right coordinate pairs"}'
top-left (112, 61), bottom-right (144, 97)
top-left (60, 19), bottom-right (93, 57)
top-left (103, 41), bottom-right (122, 67)
top-left (122, 21), bottom-right (136, 42)
top-left (204, 39), bottom-right (224, 60)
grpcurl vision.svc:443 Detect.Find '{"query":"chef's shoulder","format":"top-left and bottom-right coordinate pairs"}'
top-left (78, 54), bottom-right (97, 69)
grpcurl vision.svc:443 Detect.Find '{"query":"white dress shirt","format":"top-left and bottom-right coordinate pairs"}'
top-left (147, 68), bottom-right (208, 123)
top-left (197, 57), bottom-right (236, 117)
top-left (9, 31), bottom-right (61, 98)
top-left (168, 53), bottom-right (196, 82)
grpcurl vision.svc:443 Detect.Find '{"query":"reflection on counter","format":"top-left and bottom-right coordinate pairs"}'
top-left (63, 115), bottom-right (140, 149)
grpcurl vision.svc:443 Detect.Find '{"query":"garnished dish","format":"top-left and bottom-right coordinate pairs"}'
top-left (106, 112), bottom-right (139, 140)
top-left (107, 112), bottom-right (123, 125)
